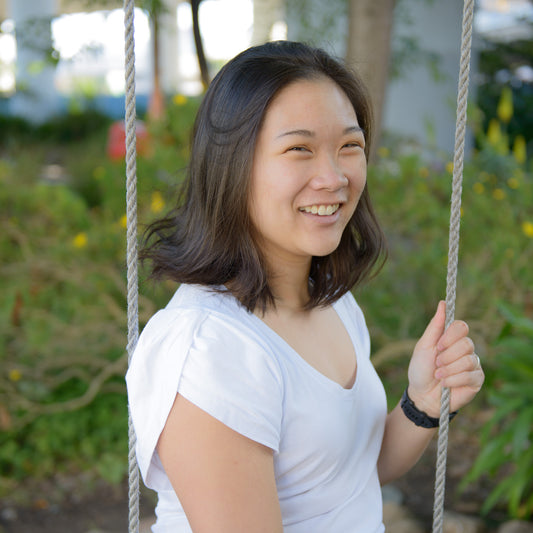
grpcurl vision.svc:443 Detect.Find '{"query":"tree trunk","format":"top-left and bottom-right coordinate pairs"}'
top-left (190, 0), bottom-right (210, 91)
top-left (346, 0), bottom-right (395, 156)
top-left (148, 10), bottom-right (166, 120)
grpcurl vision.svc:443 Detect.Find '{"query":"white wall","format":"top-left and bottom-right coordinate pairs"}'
top-left (8, 0), bottom-right (61, 122)
top-left (384, 0), bottom-right (475, 155)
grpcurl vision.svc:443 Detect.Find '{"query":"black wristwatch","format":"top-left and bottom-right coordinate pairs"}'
top-left (400, 388), bottom-right (458, 428)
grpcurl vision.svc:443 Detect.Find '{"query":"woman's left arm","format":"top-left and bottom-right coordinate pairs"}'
top-left (377, 301), bottom-right (485, 485)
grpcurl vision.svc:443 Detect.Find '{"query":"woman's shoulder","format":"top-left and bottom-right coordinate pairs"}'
top-left (166, 283), bottom-right (243, 314)
top-left (131, 283), bottom-right (283, 379)
top-left (140, 283), bottom-right (260, 345)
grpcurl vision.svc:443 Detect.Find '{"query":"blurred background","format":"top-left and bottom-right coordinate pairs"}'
top-left (0, 1), bottom-right (532, 532)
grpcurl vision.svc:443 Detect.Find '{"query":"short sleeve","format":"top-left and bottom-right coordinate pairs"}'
top-left (126, 307), bottom-right (283, 490)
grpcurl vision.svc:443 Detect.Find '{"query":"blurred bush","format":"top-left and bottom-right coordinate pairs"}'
top-left (0, 97), bottom-right (195, 499)
top-left (460, 303), bottom-right (533, 520)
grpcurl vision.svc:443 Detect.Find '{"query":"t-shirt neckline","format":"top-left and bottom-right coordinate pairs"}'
top-left (248, 297), bottom-right (360, 395)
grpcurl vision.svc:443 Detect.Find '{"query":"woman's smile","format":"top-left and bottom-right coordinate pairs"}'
top-left (298, 203), bottom-right (340, 216)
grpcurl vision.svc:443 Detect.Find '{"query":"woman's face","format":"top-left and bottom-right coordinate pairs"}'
top-left (249, 76), bottom-right (367, 269)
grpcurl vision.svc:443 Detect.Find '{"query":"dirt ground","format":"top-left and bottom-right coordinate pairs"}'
top-left (0, 412), bottom-right (505, 533)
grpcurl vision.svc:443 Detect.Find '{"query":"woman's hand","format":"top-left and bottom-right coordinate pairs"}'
top-left (407, 301), bottom-right (485, 418)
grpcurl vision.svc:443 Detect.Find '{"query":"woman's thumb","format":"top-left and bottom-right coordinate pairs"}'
top-left (417, 300), bottom-right (446, 350)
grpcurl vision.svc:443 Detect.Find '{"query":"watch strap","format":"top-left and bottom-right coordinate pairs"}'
top-left (400, 388), bottom-right (457, 428)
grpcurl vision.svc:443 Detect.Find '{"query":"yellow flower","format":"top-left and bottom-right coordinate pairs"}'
top-left (445, 161), bottom-right (454, 174)
top-left (513, 135), bottom-right (527, 165)
top-left (419, 167), bottom-right (429, 178)
top-left (73, 232), bottom-right (88, 248)
top-left (377, 146), bottom-right (389, 158)
top-left (492, 188), bottom-right (505, 200)
top-left (93, 166), bottom-right (106, 180)
top-left (119, 214), bottom-right (128, 229)
top-left (173, 94), bottom-right (187, 106)
top-left (522, 221), bottom-right (533, 238)
top-left (473, 182), bottom-right (484, 194)
top-left (487, 119), bottom-right (502, 148)
top-left (497, 86), bottom-right (513, 123)
top-left (507, 177), bottom-right (520, 190)
top-left (9, 369), bottom-right (21, 382)
top-left (151, 191), bottom-right (165, 214)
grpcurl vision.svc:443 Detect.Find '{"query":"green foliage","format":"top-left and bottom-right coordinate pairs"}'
top-left (0, 109), bottom-right (112, 148)
top-left (0, 100), bottom-right (194, 498)
top-left (0, 115), bottom-right (34, 145)
top-left (460, 304), bottom-right (533, 519)
top-left (146, 94), bottom-right (200, 173)
top-left (37, 110), bottom-right (112, 143)
top-left (0, 393), bottom-right (128, 484)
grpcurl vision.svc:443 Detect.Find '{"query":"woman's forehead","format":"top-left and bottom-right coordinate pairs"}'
top-left (260, 77), bottom-right (359, 134)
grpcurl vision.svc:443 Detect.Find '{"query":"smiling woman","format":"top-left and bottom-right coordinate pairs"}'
top-left (126, 41), bottom-right (484, 533)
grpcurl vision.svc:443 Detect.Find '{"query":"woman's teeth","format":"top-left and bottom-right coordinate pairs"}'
top-left (299, 204), bottom-right (340, 216)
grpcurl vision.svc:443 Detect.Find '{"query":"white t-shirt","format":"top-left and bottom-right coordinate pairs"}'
top-left (126, 284), bottom-right (387, 532)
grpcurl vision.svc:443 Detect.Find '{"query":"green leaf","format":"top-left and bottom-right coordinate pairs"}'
top-left (511, 408), bottom-right (533, 458)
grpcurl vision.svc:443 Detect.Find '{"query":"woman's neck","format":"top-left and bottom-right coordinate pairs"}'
top-left (264, 257), bottom-right (312, 314)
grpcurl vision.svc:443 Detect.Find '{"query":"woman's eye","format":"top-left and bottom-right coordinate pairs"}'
top-left (341, 143), bottom-right (365, 153)
top-left (288, 146), bottom-right (309, 152)
top-left (343, 141), bottom-right (363, 150)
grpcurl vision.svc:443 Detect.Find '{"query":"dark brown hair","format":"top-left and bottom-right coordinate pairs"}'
top-left (141, 41), bottom-right (386, 312)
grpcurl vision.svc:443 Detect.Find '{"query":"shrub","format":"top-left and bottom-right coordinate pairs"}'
top-left (460, 303), bottom-right (533, 519)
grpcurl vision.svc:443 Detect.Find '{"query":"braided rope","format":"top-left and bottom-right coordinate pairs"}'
top-left (432, 0), bottom-right (474, 531)
top-left (124, 0), bottom-right (140, 532)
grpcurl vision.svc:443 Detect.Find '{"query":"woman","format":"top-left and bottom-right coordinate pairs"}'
top-left (126, 41), bottom-right (484, 532)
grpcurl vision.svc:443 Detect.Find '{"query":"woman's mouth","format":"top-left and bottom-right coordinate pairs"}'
top-left (298, 203), bottom-right (340, 216)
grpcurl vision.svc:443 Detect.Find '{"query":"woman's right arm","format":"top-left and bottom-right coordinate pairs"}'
top-left (157, 394), bottom-right (284, 533)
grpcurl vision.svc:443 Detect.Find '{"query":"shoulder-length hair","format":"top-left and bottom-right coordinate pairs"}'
top-left (141, 41), bottom-right (386, 313)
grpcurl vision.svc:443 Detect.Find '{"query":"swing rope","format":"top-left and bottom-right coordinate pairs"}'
top-left (123, 1), bottom-right (475, 531)
top-left (124, 1), bottom-right (140, 532)
top-left (432, 0), bottom-right (474, 530)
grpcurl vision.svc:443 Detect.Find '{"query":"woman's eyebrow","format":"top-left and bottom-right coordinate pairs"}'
top-left (276, 129), bottom-right (315, 139)
top-left (276, 125), bottom-right (363, 139)
top-left (344, 125), bottom-right (365, 135)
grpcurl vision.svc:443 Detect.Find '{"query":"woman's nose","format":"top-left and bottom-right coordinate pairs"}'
top-left (310, 155), bottom-right (349, 191)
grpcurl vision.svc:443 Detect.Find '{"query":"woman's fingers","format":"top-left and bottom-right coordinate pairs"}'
top-left (436, 319), bottom-right (469, 352)
top-left (435, 351), bottom-right (481, 381)
top-left (439, 366), bottom-right (485, 403)
top-left (435, 337), bottom-right (484, 411)
top-left (436, 335), bottom-right (475, 367)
